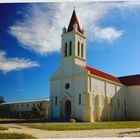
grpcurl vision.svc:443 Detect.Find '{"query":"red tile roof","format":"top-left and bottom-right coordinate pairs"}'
top-left (67, 10), bottom-right (82, 33)
top-left (118, 75), bottom-right (140, 86)
top-left (83, 65), bottom-right (122, 84)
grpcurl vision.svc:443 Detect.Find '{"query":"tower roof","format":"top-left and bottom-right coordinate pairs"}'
top-left (67, 9), bottom-right (82, 33)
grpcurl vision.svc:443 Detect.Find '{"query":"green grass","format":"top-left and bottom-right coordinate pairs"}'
top-left (0, 126), bottom-right (8, 131)
top-left (0, 132), bottom-right (35, 139)
top-left (20, 121), bottom-right (140, 131)
top-left (0, 118), bottom-right (42, 121)
top-left (0, 118), bottom-right (25, 121)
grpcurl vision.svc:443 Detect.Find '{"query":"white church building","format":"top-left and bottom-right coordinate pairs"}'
top-left (49, 10), bottom-right (140, 122)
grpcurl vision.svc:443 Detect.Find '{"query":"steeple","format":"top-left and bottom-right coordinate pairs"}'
top-left (61, 10), bottom-right (86, 66)
top-left (67, 9), bottom-right (82, 33)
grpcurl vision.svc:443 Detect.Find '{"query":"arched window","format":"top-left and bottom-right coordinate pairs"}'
top-left (69, 41), bottom-right (72, 56)
top-left (124, 100), bottom-right (127, 118)
top-left (55, 96), bottom-right (57, 106)
top-left (79, 94), bottom-right (81, 105)
top-left (89, 78), bottom-right (91, 92)
top-left (111, 99), bottom-right (113, 107)
top-left (118, 99), bottom-right (120, 108)
top-left (64, 42), bottom-right (67, 57)
top-left (78, 41), bottom-right (80, 56)
top-left (81, 43), bottom-right (83, 57)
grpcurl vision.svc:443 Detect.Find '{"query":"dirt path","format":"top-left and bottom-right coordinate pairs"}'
top-left (1, 124), bottom-right (140, 138)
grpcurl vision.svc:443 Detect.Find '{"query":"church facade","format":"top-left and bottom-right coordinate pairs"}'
top-left (49, 10), bottom-right (140, 122)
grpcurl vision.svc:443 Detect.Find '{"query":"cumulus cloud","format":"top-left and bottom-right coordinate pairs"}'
top-left (9, 2), bottom-right (140, 55)
top-left (0, 50), bottom-right (39, 73)
top-left (93, 27), bottom-right (123, 43)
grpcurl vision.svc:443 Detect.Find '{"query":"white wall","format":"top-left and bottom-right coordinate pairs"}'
top-left (89, 76), bottom-right (126, 121)
top-left (51, 80), bottom-right (61, 118)
top-left (74, 76), bottom-right (87, 119)
top-left (127, 85), bottom-right (140, 120)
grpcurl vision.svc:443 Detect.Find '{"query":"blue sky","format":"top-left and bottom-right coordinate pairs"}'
top-left (0, 2), bottom-right (140, 102)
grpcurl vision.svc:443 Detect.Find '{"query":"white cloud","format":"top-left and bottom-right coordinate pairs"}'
top-left (9, 2), bottom-right (140, 55)
top-left (93, 27), bottom-right (123, 43)
top-left (0, 50), bottom-right (39, 73)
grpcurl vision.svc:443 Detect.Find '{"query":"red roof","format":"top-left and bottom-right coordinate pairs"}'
top-left (83, 65), bottom-right (122, 84)
top-left (67, 10), bottom-right (82, 33)
top-left (118, 75), bottom-right (140, 86)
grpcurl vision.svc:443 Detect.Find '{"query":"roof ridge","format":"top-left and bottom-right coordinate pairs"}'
top-left (83, 65), bottom-right (121, 84)
top-left (86, 65), bottom-right (118, 78)
top-left (4, 97), bottom-right (49, 104)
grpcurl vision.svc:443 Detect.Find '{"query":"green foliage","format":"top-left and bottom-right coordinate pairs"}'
top-left (0, 132), bottom-right (35, 139)
top-left (21, 121), bottom-right (140, 131)
top-left (32, 106), bottom-right (44, 119)
top-left (0, 96), bottom-right (5, 103)
top-left (0, 105), bottom-right (11, 118)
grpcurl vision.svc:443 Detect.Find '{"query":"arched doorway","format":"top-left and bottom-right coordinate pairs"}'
top-left (65, 100), bottom-right (71, 118)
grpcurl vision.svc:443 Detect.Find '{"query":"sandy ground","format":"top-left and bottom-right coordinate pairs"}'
top-left (0, 124), bottom-right (140, 138)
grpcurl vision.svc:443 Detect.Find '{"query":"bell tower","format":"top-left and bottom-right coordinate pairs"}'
top-left (61, 10), bottom-right (86, 66)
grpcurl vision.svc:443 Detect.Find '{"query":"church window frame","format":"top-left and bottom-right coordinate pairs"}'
top-left (118, 98), bottom-right (120, 108)
top-left (111, 98), bottom-right (113, 108)
top-left (124, 99), bottom-right (127, 118)
top-left (89, 77), bottom-right (92, 92)
top-left (78, 41), bottom-right (80, 56)
top-left (81, 43), bottom-right (83, 57)
top-left (55, 96), bottom-right (58, 106)
top-left (69, 41), bottom-right (72, 56)
top-left (64, 42), bottom-right (67, 57)
top-left (79, 94), bottom-right (81, 105)
top-left (65, 83), bottom-right (70, 89)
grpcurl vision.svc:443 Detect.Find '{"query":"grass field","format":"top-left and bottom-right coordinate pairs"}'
top-left (0, 126), bottom-right (8, 131)
top-left (20, 121), bottom-right (140, 131)
top-left (0, 132), bottom-right (35, 139)
top-left (0, 118), bottom-right (42, 121)
top-left (0, 118), bottom-right (25, 121)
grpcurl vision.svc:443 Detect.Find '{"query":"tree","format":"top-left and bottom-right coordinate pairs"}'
top-left (0, 96), bottom-right (5, 103)
top-left (0, 105), bottom-right (10, 118)
top-left (32, 106), bottom-right (44, 119)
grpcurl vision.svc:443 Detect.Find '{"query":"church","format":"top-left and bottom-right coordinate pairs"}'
top-left (49, 10), bottom-right (140, 122)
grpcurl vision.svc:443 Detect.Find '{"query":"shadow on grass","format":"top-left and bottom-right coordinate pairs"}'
top-left (0, 132), bottom-right (36, 139)
top-left (120, 130), bottom-right (140, 134)
top-left (0, 118), bottom-right (80, 124)
top-left (0, 126), bottom-right (8, 131)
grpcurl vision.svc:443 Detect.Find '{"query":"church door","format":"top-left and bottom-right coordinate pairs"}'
top-left (65, 100), bottom-right (71, 118)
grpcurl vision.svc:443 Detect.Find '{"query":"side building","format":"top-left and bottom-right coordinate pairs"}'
top-left (1, 98), bottom-right (49, 119)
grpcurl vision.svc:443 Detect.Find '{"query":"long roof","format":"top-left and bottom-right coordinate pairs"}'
top-left (2, 98), bottom-right (49, 105)
top-left (118, 75), bottom-right (140, 86)
top-left (83, 65), bottom-right (140, 86)
top-left (83, 65), bottom-right (122, 84)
